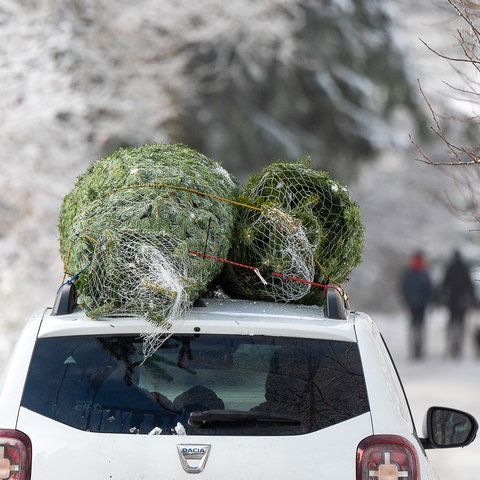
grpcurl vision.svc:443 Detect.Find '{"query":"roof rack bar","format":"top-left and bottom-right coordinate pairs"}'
top-left (324, 287), bottom-right (348, 320)
top-left (51, 282), bottom-right (78, 316)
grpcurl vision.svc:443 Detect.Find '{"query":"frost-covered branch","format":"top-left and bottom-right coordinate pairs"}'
top-left (410, 1), bottom-right (480, 220)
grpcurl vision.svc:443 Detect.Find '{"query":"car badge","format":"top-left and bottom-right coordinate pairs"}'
top-left (177, 444), bottom-right (211, 473)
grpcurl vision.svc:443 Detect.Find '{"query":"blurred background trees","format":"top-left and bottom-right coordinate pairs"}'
top-left (175, 0), bottom-right (425, 180)
top-left (0, 0), bottom-right (475, 324)
top-left (3, 0), bottom-right (424, 176)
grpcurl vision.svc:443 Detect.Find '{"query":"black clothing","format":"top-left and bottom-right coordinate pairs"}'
top-left (441, 251), bottom-right (475, 358)
top-left (401, 262), bottom-right (433, 359)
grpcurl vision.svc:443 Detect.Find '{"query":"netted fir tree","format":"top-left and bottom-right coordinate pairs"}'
top-left (58, 143), bottom-right (239, 325)
top-left (221, 159), bottom-right (364, 305)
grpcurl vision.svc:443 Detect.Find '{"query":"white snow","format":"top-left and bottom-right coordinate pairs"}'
top-left (174, 422), bottom-right (187, 435)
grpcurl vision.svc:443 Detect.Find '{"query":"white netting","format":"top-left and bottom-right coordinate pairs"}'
top-left (83, 231), bottom-right (189, 325)
top-left (59, 143), bottom-right (239, 326)
top-left (221, 160), bottom-right (363, 304)
top-left (239, 205), bottom-right (315, 302)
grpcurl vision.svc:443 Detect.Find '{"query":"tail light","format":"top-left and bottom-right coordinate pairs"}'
top-left (357, 435), bottom-right (419, 480)
top-left (0, 430), bottom-right (31, 480)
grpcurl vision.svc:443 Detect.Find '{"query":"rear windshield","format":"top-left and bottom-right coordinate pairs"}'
top-left (21, 334), bottom-right (369, 435)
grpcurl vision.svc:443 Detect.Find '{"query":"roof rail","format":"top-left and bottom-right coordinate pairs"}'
top-left (51, 282), bottom-right (78, 316)
top-left (324, 287), bottom-right (348, 320)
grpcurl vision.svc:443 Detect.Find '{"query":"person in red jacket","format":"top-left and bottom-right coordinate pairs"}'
top-left (400, 251), bottom-right (434, 359)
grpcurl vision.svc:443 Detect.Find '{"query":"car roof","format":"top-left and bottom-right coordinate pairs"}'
top-left (36, 297), bottom-right (359, 342)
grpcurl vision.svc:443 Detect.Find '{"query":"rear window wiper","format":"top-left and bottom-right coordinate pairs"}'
top-left (188, 410), bottom-right (301, 428)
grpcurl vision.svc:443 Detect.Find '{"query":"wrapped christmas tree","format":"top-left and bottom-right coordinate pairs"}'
top-left (221, 159), bottom-right (363, 304)
top-left (58, 143), bottom-right (239, 325)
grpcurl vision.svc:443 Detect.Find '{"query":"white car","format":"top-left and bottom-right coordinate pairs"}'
top-left (0, 287), bottom-right (477, 480)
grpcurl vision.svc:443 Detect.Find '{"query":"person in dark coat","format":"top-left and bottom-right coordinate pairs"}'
top-left (440, 249), bottom-right (475, 358)
top-left (400, 251), bottom-right (434, 359)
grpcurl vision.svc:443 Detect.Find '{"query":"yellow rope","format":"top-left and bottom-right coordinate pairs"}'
top-left (106, 183), bottom-right (262, 212)
top-left (64, 182), bottom-right (349, 301)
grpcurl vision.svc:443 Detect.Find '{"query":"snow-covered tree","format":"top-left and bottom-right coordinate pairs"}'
top-left (2, 0), bottom-right (423, 180)
top-left (175, 0), bottom-right (424, 178)
top-left (412, 0), bottom-right (480, 220)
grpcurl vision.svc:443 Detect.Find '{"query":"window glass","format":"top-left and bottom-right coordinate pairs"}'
top-left (21, 334), bottom-right (369, 435)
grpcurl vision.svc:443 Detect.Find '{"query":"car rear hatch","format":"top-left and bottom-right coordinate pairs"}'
top-left (17, 300), bottom-right (373, 479)
top-left (17, 409), bottom-right (372, 479)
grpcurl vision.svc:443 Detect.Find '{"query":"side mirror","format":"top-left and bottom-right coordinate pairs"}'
top-left (422, 406), bottom-right (478, 449)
